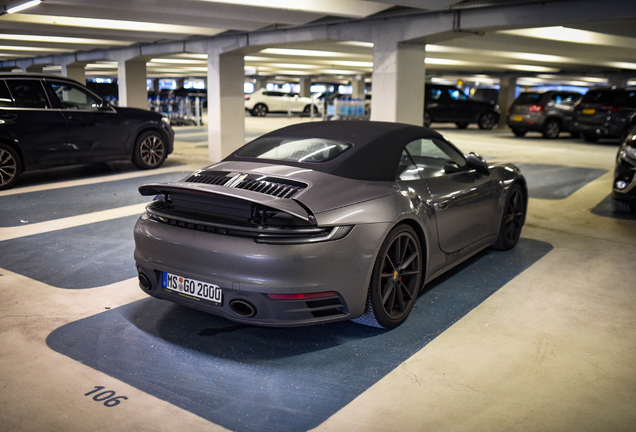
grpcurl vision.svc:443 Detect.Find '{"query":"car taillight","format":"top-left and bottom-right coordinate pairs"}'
top-left (528, 105), bottom-right (544, 112)
top-left (245, 96), bottom-right (250, 101)
top-left (267, 291), bottom-right (339, 300)
top-left (599, 105), bottom-right (621, 112)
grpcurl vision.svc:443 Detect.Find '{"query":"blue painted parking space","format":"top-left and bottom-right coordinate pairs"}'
top-left (515, 163), bottom-right (607, 200)
top-left (0, 215), bottom-right (138, 289)
top-left (0, 172), bottom-right (188, 227)
top-left (46, 238), bottom-right (552, 432)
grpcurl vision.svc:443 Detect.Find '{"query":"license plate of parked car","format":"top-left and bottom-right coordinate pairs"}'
top-left (162, 272), bottom-right (223, 304)
top-left (583, 108), bottom-right (595, 115)
top-left (512, 116), bottom-right (523, 122)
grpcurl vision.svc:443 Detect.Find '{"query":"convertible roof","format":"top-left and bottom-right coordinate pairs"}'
top-left (224, 121), bottom-right (445, 181)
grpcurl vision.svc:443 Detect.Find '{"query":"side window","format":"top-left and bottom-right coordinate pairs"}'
top-left (430, 88), bottom-right (442, 101)
top-left (448, 89), bottom-right (467, 101)
top-left (396, 150), bottom-right (421, 181)
top-left (403, 138), bottom-right (466, 179)
top-left (553, 95), bottom-right (563, 105)
top-left (0, 80), bottom-right (15, 108)
top-left (5, 79), bottom-right (51, 109)
top-left (49, 82), bottom-right (101, 111)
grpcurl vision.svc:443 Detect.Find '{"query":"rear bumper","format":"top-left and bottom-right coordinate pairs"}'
top-left (133, 214), bottom-right (391, 326)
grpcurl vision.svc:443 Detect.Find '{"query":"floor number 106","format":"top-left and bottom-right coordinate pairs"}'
top-left (84, 386), bottom-right (128, 407)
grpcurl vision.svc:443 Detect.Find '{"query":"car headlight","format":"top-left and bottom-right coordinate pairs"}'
top-left (161, 116), bottom-right (170, 126)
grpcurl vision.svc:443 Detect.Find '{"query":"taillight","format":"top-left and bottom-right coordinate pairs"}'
top-left (267, 291), bottom-right (339, 300)
top-left (599, 105), bottom-right (621, 112)
top-left (528, 105), bottom-right (544, 113)
top-left (245, 96), bottom-right (250, 101)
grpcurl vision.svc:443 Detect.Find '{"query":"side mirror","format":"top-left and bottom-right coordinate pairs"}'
top-left (465, 152), bottom-right (490, 176)
top-left (443, 160), bottom-right (463, 174)
top-left (99, 100), bottom-right (112, 110)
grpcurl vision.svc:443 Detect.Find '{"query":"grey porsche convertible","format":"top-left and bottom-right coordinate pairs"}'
top-left (134, 121), bottom-right (527, 329)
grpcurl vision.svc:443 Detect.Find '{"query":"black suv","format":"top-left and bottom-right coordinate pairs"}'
top-left (507, 91), bottom-right (582, 138)
top-left (0, 73), bottom-right (174, 190)
top-left (572, 88), bottom-right (636, 142)
top-left (613, 119), bottom-right (636, 213)
top-left (424, 84), bottom-right (500, 130)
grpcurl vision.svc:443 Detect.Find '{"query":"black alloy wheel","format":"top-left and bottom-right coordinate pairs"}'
top-left (492, 183), bottom-right (526, 250)
top-left (542, 119), bottom-right (561, 139)
top-left (478, 112), bottom-right (498, 130)
top-left (352, 225), bottom-right (423, 329)
top-left (0, 144), bottom-right (20, 190)
top-left (133, 131), bottom-right (167, 169)
top-left (252, 103), bottom-right (268, 117)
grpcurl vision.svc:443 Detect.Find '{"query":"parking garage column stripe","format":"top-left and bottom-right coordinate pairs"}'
top-left (0, 203), bottom-right (147, 242)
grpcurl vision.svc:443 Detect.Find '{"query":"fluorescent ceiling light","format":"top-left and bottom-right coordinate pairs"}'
top-left (197, 0), bottom-right (390, 19)
top-left (331, 60), bottom-right (373, 67)
top-left (260, 48), bottom-right (351, 58)
top-left (5, 0), bottom-right (41, 14)
top-left (150, 58), bottom-right (206, 64)
top-left (0, 33), bottom-right (131, 45)
top-left (337, 41), bottom-right (374, 48)
top-left (0, 44), bottom-right (68, 52)
top-left (499, 26), bottom-right (636, 49)
top-left (0, 13), bottom-right (224, 36)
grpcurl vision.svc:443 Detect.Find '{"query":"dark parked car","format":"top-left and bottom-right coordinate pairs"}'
top-left (0, 73), bottom-right (174, 190)
top-left (572, 88), bottom-right (636, 142)
top-left (507, 91), bottom-right (582, 138)
top-left (424, 84), bottom-right (500, 130)
top-left (134, 121), bottom-right (527, 329)
top-left (613, 119), bottom-right (636, 213)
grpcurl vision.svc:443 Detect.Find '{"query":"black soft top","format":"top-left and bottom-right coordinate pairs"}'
top-left (224, 121), bottom-right (444, 181)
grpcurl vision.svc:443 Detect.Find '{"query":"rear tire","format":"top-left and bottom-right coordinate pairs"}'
top-left (251, 103), bottom-right (268, 117)
top-left (352, 224), bottom-right (423, 329)
top-left (132, 131), bottom-right (167, 170)
top-left (478, 112), bottom-right (497, 130)
top-left (542, 119), bottom-right (561, 139)
top-left (0, 144), bottom-right (21, 190)
top-left (492, 184), bottom-right (526, 250)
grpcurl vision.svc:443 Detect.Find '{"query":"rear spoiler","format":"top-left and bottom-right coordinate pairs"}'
top-left (139, 182), bottom-right (315, 223)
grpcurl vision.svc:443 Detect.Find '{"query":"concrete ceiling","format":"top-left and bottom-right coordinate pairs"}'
top-left (2, 0), bottom-right (636, 88)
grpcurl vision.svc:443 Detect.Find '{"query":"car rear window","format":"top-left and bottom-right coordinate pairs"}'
top-left (581, 90), bottom-right (621, 104)
top-left (235, 137), bottom-right (352, 163)
top-left (514, 93), bottom-right (542, 104)
top-left (4, 79), bottom-right (50, 109)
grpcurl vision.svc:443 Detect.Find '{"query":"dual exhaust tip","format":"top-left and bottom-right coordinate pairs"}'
top-left (138, 272), bottom-right (257, 318)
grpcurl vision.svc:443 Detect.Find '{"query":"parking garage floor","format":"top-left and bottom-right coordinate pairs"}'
top-left (1, 117), bottom-right (635, 432)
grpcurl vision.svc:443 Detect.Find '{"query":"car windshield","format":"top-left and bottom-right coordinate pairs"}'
top-left (235, 137), bottom-right (352, 163)
top-left (582, 90), bottom-right (621, 104)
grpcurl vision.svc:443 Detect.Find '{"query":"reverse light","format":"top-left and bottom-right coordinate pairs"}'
top-left (528, 105), bottom-right (544, 113)
top-left (267, 291), bottom-right (339, 300)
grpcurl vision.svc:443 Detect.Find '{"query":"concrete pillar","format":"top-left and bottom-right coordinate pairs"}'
top-left (497, 74), bottom-right (518, 129)
top-left (370, 41), bottom-right (426, 126)
top-left (207, 51), bottom-right (245, 162)
top-left (351, 76), bottom-right (365, 99)
top-left (118, 59), bottom-right (147, 109)
top-left (151, 78), bottom-right (159, 92)
top-left (61, 63), bottom-right (86, 84)
top-left (607, 73), bottom-right (631, 88)
top-left (26, 64), bottom-right (45, 73)
top-left (299, 78), bottom-right (311, 97)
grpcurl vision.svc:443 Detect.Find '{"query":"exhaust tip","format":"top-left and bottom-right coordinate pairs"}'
top-left (229, 300), bottom-right (257, 318)
top-left (138, 273), bottom-right (151, 290)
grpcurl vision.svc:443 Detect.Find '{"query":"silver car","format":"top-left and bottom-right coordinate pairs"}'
top-left (134, 121), bottom-right (527, 329)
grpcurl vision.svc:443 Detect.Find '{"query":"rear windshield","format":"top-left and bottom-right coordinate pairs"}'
top-left (581, 90), bottom-right (622, 104)
top-left (235, 137), bottom-right (352, 163)
top-left (514, 93), bottom-right (542, 104)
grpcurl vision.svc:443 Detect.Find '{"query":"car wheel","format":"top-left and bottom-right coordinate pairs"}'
top-left (0, 144), bottom-right (21, 190)
top-left (352, 224), bottom-right (423, 329)
top-left (542, 119), bottom-right (561, 138)
top-left (424, 111), bottom-right (432, 128)
top-left (584, 133), bottom-right (598, 143)
top-left (512, 128), bottom-right (527, 137)
top-left (132, 131), bottom-right (167, 170)
top-left (612, 198), bottom-right (634, 213)
top-left (251, 103), bottom-right (268, 117)
top-left (455, 122), bottom-right (469, 129)
top-left (492, 183), bottom-right (526, 251)
top-left (478, 112), bottom-right (497, 130)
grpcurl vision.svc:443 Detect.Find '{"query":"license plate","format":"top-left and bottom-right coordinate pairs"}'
top-left (162, 272), bottom-right (222, 305)
top-left (512, 116), bottom-right (523, 122)
top-left (583, 108), bottom-right (595, 115)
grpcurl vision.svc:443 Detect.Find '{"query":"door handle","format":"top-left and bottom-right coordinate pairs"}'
top-left (437, 199), bottom-right (450, 210)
